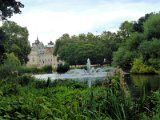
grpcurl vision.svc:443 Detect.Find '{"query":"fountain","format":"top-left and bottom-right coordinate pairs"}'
top-left (34, 59), bottom-right (114, 87)
top-left (86, 58), bottom-right (91, 74)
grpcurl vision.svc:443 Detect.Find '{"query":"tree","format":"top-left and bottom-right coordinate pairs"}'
top-left (3, 52), bottom-right (21, 66)
top-left (112, 47), bottom-right (136, 70)
top-left (100, 31), bottom-right (118, 65)
top-left (138, 39), bottom-right (160, 62)
top-left (0, 52), bottom-right (21, 78)
top-left (1, 21), bottom-right (31, 64)
top-left (133, 13), bottom-right (153, 32)
top-left (0, 0), bottom-right (24, 20)
top-left (131, 56), bottom-right (155, 74)
top-left (119, 21), bottom-right (134, 38)
top-left (0, 28), bottom-right (6, 63)
top-left (54, 33), bottom-right (70, 55)
top-left (48, 41), bottom-right (54, 45)
top-left (112, 12), bottom-right (160, 71)
top-left (0, 44), bottom-right (5, 63)
top-left (144, 13), bottom-right (160, 39)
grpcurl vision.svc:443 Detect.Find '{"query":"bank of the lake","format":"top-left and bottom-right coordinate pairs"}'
top-left (125, 74), bottom-right (160, 98)
top-left (1, 74), bottom-right (160, 119)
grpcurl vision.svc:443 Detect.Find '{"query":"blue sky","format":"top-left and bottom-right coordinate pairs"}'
top-left (7, 0), bottom-right (160, 44)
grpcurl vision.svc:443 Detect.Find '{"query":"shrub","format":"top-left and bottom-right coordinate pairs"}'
top-left (0, 53), bottom-right (21, 78)
top-left (131, 57), bottom-right (156, 74)
top-left (41, 65), bottom-right (52, 73)
top-left (18, 66), bottom-right (52, 74)
top-left (17, 75), bottom-right (35, 86)
top-left (0, 64), bottom-right (18, 79)
top-left (3, 53), bottom-right (21, 67)
top-left (57, 63), bottom-right (70, 73)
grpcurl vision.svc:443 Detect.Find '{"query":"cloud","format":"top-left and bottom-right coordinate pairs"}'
top-left (3, 0), bottom-right (160, 45)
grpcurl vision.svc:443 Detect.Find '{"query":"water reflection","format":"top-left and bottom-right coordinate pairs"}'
top-left (125, 74), bottom-right (160, 98)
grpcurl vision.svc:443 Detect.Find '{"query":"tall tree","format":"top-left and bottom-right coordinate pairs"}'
top-left (143, 13), bottom-right (160, 39)
top-left (1, 21), bottom-right (31, 64)
top-left (0, 28), bottom-right (5, 63)
top-left (0, 0), bottom-right (24, 20)
top-left (133, 13), bottom-right (153, 32)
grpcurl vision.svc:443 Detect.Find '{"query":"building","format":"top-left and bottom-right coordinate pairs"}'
top-left (27, 37), bottom-right (58, 68)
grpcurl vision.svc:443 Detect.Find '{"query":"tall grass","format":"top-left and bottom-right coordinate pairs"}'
top-left (0, 74), bottom-right (160, 119)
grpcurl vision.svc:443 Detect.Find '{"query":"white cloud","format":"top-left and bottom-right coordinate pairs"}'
top-left (3, 0), bottom-right (160, 45)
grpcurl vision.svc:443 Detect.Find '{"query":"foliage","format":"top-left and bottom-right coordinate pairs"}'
top-left (57, 63), bottom-right (70, 73)
top-left (54, 32), bottom-right (118, 65)
top-left (0, 28), bottom-right (6, 64)
top-left (118, 21), bottom-right (135, 40)
top-left (138, 39), bottom-right (160, 64)
top-left (41, 65), bottom-right (52, 73)
top-left (18, 66), bottom-right (53, 74)
top-left (131, 57), bottom-right (156, 74)
top-left (0, 74), bottom-right (160, 119)
top-left (112, 47), bottom-right (136, 70)
top-left (4, 52), bottom-right (21, 66)
top-left (112, 12), bottom-right (160, 72)
top-left (133, 13), bottom-right (153, 32)
top-left (54, 12), bottom-right (160, 73)
top-left (0, 53), bottom-right (20, 78)
top-left (0, 0), bottom-right (24, 20)
top-left (144, 13), bottom-right (160, 39)
top-left (0, 21), bottom-right (31, 64)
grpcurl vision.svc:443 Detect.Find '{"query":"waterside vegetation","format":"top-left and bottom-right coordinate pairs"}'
top-left (0, 73), bottom-right (160, 119)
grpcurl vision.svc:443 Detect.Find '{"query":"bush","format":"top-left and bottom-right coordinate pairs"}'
top-left (41, 65), bottom-right (52, 73)
top-left (17, 75), bottom-right (35, 86)
top-left (131, 57), bottom-right (156, 74)
top-left (0, 53), bottom-right (21, 78)
top-left (18, 65), bottom-right (53, 74)
top-left (0, 64), bottom-right (19, 79)
top-left (57, 63), bottom-right (70, 73)
top-left (34, 77), bottom-right (52, 89)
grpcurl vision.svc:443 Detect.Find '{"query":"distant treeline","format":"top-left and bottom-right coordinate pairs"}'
top-left (54, 12), bottom-right (160, 74)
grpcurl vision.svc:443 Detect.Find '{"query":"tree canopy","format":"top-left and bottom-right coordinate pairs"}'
top-left (0, 0), bottom-right (24, 20)
top-left (112, 12), bottom-right (160, 73)
top-left (54, 12), bottom-right (160, 73)
top-left (54, 32), bottom-right (119, 65)
top-left (0, 21), bottom-right (31, 64)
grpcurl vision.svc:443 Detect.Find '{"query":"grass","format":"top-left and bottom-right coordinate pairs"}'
top-left (0, 74), bottom-right (160, 119)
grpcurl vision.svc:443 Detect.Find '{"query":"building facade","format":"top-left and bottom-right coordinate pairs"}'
top-left (27, 38), bottom-right (58, 68)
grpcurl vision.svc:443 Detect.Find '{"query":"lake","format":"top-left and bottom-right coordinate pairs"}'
top-left (125, 74), bottom-right (160, 98)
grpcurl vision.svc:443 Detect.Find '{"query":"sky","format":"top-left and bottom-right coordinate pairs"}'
top-left (2, 0), bottom-right (160, 45)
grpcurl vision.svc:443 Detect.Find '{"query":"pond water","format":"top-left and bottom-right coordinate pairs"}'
top-left (125, 74), bottom-right (160, 97)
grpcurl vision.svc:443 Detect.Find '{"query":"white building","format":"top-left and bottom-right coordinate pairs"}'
top-left (27, 38), bottom-right (58, 68)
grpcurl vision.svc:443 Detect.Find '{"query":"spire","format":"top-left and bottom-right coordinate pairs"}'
top-left (35, 35), bottom-right (40, 44)
top-left (37, 35), bottom-right (39, 41)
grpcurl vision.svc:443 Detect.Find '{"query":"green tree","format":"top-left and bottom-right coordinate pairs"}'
top-left (4, 52), bottom-right (21, 66)
top-left (78, 33), bottom-right (86, 41)
top-left (100, 31), bottom-right (118, 64)
top-left (138, 38), bottom-right (160, 69)
top-left (133, 13), bottom-right (153, 32)
top-left (11, 44), bottom-right (21, 56)
top-left (112, 12), bottom-right (160, 72)
top-left (119, 21), bottom-right (134, 38)
top-left (1, 21), bottom-right (31, 64)
top-left (0, 52), bottom-right (21, 78)
top-left (131, 56), bottom-right (155, 74)
top-left (112, 47), bottom-right (136, 70)
top-left (54, 33), bottom-right (71, 55)
top-left (144, 13), bottom-right (160, 39)
top-left (0, 28), bottom-right (5, 63)
top-left (0, 0), bottom-right (24, 20)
